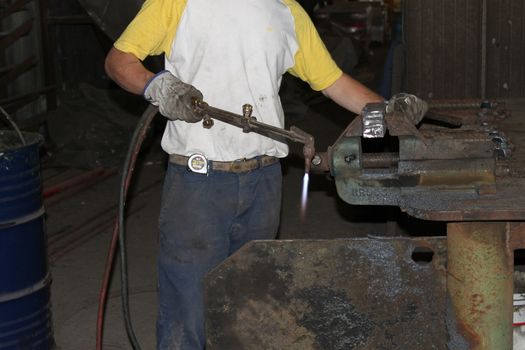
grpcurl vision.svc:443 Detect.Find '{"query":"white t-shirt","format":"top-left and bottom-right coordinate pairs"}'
top-left (115, 0), bottom-right (342, 161)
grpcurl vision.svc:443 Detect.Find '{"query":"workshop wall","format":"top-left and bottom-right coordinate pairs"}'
top-left (49, 0), bottom-right (112, 94)
top-left (403, 0), bottom-right (525, 100)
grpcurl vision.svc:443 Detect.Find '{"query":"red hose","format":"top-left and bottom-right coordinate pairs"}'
top-left (96, 220), bottom-right (119, 350)
top-left (43, 168), bottom-right (107, 198)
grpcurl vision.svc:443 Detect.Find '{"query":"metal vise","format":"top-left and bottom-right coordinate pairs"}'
top-left (310, 100), bottom-right (522, 221)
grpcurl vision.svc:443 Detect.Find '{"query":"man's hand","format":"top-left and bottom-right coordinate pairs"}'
top-left (387, 93), bottom-right (428, 125)
top-left (143, 71), bottom-right (203, 123)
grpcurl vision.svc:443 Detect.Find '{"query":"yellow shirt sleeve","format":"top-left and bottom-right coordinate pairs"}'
top-left (284, 0), bottom-right (343, 91)
top-left (113, 0), bottom-right (187, 60)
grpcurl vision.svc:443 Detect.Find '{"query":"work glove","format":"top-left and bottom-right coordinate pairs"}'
top-left (143, 70), bottom-right (203, 123)
top-left (387, 93), bottom-right (428, 125)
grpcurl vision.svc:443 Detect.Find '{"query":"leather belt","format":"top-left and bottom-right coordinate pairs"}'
top-left (169, 154), bottom-right (279, 173)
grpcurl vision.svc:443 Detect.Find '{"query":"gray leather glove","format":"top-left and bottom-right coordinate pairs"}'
top-left (387, 93), bottom-right (428, 125)
top-left (143, 70), bottom-right (203, 123)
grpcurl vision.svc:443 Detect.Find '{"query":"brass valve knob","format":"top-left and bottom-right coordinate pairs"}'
top-left (242, 104), bottom-right (253, 118)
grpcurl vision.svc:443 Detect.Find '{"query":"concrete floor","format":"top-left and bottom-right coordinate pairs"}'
top-left (44, 76), bottom-right (392, 348)
top-left (46, 152), bottom-right (162, 349)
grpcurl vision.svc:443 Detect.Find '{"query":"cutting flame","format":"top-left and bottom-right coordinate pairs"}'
top-left (300, 172), bottom-right (309, 222)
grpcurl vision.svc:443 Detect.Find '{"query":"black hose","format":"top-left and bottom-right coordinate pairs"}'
top-left (107, 104), bottom-right (158, 349)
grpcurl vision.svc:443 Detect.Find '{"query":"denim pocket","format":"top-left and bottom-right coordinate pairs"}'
top-left (158, 163), bottom-right (209, 226)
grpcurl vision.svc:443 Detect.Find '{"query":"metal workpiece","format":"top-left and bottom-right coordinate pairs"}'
top-left (330, 100), bottom-right (525, 221)
top-left (205, 238), bottom-right (448, 350)
top-left (362, 102), bottom-right (387, 138)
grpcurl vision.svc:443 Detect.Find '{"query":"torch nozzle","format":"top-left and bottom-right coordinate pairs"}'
top-left (290, 126), bottom-right (315, 174)
top-left (304, 157), bottom-right (311, 174)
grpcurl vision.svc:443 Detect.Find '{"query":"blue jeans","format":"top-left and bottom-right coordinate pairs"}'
top-left (157, 161), bottom-right (282, 350)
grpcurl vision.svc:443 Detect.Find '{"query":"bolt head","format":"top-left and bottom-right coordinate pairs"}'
top-left (344, 154), bottom-right (356, 163)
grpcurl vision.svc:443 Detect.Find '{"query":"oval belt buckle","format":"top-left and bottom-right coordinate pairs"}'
top-left (187, 154), bottom-right (208, 174)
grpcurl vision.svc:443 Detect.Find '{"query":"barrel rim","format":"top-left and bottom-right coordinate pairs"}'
top-left (0, 130), bottom-right (44, 153)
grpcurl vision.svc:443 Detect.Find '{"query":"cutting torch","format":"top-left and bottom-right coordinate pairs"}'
top-left (192, 99), bottom-right (316, 173)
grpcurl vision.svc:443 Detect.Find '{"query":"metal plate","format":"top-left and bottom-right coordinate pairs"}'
top-left (205, 238), bottom-right (447, 350)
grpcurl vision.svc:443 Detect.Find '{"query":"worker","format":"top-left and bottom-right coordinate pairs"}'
top-left (104, 0), bottom-right (411, 349)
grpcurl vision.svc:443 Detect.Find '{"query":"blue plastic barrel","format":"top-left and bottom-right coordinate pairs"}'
top-left (0, 130), bottom-right (54, 349)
